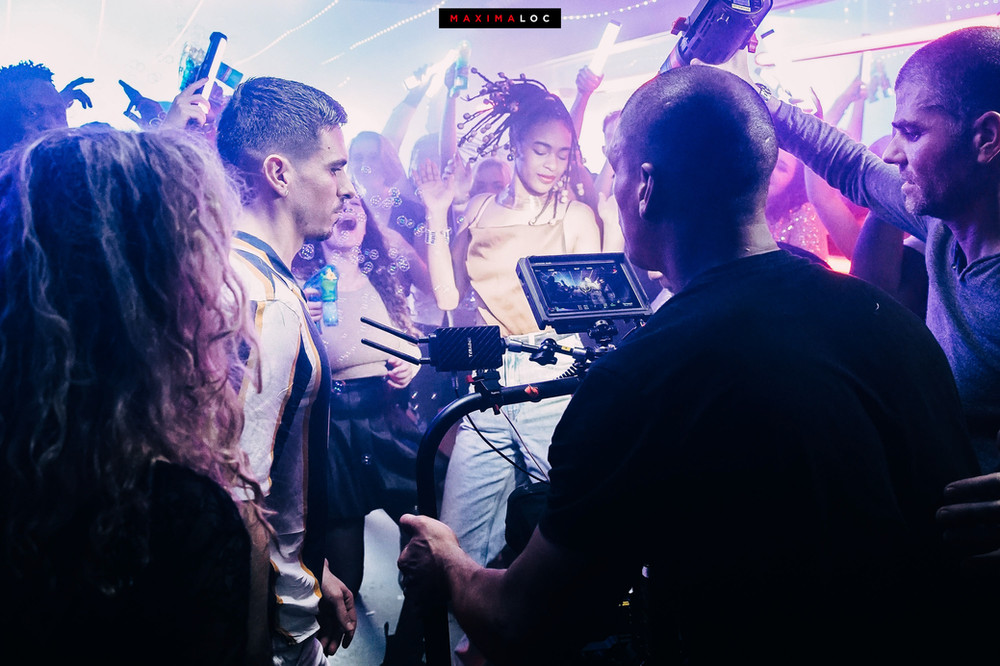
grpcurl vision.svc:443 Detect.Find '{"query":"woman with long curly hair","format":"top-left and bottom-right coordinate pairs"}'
top-left (0, 127), bottom-right (262, 665)
top-left (292, 196), bottom-right (439, 599)
top-left (414, 72), bottom-right (601, 570)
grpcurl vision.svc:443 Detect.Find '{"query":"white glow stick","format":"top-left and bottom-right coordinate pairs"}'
top-left (588, 21), bottom-right (621, 77)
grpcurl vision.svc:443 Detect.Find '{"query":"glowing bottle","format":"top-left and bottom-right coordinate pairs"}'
top-left (451, 41), bottom-right (471, 97)
top-left (319, 265), bottom-right (339, 327)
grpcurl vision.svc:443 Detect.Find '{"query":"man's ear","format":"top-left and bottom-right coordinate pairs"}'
top-left (262, 154), bottom-right (291, 197)
top-left (972, 111), bottom-right (1000, 166)
top-left (637, 162), bottom-right (655, 221)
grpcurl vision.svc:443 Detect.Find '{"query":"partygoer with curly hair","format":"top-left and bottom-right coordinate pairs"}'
top-left (0, 126), bottom-right (262, 665)
top-left (292, 196), bottom-right (432, 598)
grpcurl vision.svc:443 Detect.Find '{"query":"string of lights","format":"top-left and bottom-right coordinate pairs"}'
top-left (563, 0), bottom-right (658, 21)
top-left (321, 1), bottom-right (446, 65)
top-left (236, 0), bottom-right (342, 66)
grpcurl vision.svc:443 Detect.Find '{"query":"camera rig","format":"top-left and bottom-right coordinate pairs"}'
top-left (361, 252), bottom-right (652, 665)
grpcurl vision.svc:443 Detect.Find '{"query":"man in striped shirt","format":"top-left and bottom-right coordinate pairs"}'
top-left (217, 76), bottom-right (357, 666)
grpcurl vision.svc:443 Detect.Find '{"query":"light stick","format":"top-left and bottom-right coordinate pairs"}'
top-left (588, 20), bottom-right (621, 77)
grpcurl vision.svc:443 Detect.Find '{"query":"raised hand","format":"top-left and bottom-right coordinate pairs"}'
top-left (161, 78), bottom-right (211, 130)
top-left (413, 157), bottom-right (456, 217)
top-left (60, 77), bottom-right (94, 110)
top-left (575, 66), bottom-right (603, 98)
top-left (444, 153), bottom-right (473, 204)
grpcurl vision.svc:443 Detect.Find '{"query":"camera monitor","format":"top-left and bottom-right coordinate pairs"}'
top-left (516, 253), bottom-right (652, 334)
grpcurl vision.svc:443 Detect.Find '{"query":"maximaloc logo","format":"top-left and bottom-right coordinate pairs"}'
top-left (439, 8), bottom-right (561, 28)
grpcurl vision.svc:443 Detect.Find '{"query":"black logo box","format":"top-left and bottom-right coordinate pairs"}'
top-left (439, 8), bottom-right (561, 28)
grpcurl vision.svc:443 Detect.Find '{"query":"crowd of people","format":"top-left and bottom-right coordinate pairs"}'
top-left (1, 22), bottom-right (999, 666)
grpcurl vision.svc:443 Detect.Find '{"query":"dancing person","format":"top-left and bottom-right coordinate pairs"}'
top-left (216, 76), bottom-right (357, 666)
top-left (766, 148), bottom-right (830, 262)
top-left (291, 196), bottom-right (427, 597)
top-left (0, 126), bottom-right (261, 664)
top-left (415, 72), bottom-right (600, 568)
top-left (468, 156), bottom-right (511, 199)
top-left (398, 64), bottom-right (990, 666)
top-left (802, 78), bottom-right (871, 259)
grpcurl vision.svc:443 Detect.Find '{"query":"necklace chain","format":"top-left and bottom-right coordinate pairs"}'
top-left (527, 189), bottom-right (555, 226)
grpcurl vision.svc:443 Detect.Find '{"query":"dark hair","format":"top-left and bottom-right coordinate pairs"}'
top-left (410, 132), bottom-right (440, 171)
top-left (292, 198), bottom-right (416, 335)
top-left (0, 60), bottom-right (54, 94)
top-left (0, 126), bottom-right (260, 598)
top-left (457, 71), bottom-right (577, 165)
top-left (617, 66), bottom-right (777, 219)
top-left (0, 61), bottom-right (59, 152)
top-left (216, 77), bottom-right (347, 200)
top-left (348, 130), bottom-right (407, 189)
top-left (897, 26), bottom-right (1000, 128)
top-left (765, 152), bottom-right (809, 224)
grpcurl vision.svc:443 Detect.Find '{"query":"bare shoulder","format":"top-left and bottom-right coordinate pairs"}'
top-left (565, 199), bottom-right (597, 223)
top-left (457, 193), bottom-right (494, 232)
top-left (563, 200), bottom-right (601, 253)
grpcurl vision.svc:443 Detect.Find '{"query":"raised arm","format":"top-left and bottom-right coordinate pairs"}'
top-left (707, 51), bottom-right (925, 241)
top-left (801, 81), bottom-right (871, 258)
top-left (569, 66), bottom-right (603, 139)
top-left (383, 74), bottom-right (432, 154)
top-left (770, 102), bottom-right (926, 241)
top-left (439, 63), bottom-right (461, 172)
top-left (413, 158), bottom-right (467, 310)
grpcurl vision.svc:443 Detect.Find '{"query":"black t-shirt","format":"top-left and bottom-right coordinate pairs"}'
top-left (540, 250), bottom-right (987, 664)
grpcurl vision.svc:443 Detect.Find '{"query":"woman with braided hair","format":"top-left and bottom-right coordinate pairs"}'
top-left (414, 72), bottom-right (600, 570)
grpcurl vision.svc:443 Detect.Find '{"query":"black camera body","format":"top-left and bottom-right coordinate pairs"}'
top-left (660, 0), bottom-right (773, 71)
top-left (426, 326), bottom-right (505, 372)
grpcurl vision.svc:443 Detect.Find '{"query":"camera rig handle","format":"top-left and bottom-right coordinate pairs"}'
top-left (364, 315), bottom-right (631, 664)
top-left (414, 372), bottom-right (582, 666)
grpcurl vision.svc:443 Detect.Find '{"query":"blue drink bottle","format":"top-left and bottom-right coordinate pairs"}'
top-left (319, 265), bottom-right (339, 327)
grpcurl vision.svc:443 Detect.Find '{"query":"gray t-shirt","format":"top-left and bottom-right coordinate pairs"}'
top-left (772, 102), bottom-right (1000, 472)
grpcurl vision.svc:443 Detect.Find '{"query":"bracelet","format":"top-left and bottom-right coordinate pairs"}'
top-left (425, 229), bottom-right (451, 246)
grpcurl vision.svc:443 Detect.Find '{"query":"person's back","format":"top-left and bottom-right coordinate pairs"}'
top-left (0, 126), bottom-right (257, 665)
top-left (4, 462), bottom-right (251, 665)
top-left (396, 63), bottom-right (993, 666)
top-left (543, 250), bottom-right (981, 663)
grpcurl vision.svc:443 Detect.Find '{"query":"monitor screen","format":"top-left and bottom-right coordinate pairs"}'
top-left (517, 253), bottom-right (652, 333)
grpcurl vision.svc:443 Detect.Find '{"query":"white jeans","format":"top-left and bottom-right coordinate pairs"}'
top-left (439, 333), bottom-right (579, 566)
